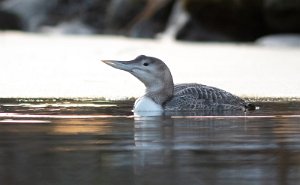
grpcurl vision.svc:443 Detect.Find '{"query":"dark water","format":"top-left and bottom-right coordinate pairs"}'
top-left (0, 98), bottom-right (300, 185)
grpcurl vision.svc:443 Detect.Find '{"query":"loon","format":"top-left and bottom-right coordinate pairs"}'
top-left (102, 55), bottom-right (255, 112)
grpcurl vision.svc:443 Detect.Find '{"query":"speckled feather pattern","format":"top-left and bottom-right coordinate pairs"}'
top-left (164, 83), bottom-right (247, 111)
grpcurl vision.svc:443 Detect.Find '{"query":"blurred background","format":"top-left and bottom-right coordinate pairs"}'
top-left (1, 0), bottom-right (300, 98)
top-left (1, 0), bottom-right (300, 43)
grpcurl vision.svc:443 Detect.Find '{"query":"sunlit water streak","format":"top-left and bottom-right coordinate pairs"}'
top-left (1, 32), bottom-right (300, 98)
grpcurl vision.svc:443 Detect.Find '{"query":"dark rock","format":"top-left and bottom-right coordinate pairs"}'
top-left (1, 0), bottom-right (57, 31)
top-left (264, 0), bottom-right (300, 32)
top-left (176, 18), bottom-right (232, 41)
top-left (181, 0), bottom-right (267, 41)
top-left (2, 0), bottom-right (300, 41)
top-left (104, 0), bottom-right (174, 38)
top-left (41, 0), bottom-right (173, 37)
top-left (128, 0), bottom-right (175, 38)
top-left (43, 0), bottom-right (110, 33)
top-left (104, 0), bottom-right (146, 34)
top-left (0, 9), bottom-right (23, 30)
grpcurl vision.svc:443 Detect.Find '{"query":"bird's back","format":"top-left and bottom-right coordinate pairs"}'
top-left (164, 83), bottom-right (250, 111)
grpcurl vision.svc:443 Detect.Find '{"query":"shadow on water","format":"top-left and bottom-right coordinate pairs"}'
top-left (0, 98), bottom-right (300, 185)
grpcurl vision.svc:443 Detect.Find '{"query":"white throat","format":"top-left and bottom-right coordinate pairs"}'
top-left (134, 96), bottom-right (163, 112)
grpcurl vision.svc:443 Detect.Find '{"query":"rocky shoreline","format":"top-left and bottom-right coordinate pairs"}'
top-left (1, 0), bottom-right (300, 42)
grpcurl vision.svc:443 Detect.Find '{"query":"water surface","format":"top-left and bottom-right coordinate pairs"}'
top-left (0, 98), bottom-right (300, 185)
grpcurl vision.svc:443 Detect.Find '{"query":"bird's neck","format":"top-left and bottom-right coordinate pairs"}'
top-left (145, 79), bottom-right (174, 105)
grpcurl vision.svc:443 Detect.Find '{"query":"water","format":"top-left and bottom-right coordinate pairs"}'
top-left (2, 32), bottom-right (300, 98)
top-left (0, 98), bottom-right (300, 185)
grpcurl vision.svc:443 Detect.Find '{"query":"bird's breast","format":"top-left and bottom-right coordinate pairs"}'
top-left (134, 96), bottom-right (163, 112)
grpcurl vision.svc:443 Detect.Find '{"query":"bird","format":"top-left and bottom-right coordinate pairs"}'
top-left (102, 55), bottom-right (255, 113)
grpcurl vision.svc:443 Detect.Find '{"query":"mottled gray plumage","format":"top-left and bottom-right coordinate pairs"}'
top-left (164, 83), bottom-right (251, 111)
top-left (102, 55), bottom-right (255, 112)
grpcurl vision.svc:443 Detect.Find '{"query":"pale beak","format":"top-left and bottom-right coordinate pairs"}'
top-left (102, 59), bottom-right (138, 72)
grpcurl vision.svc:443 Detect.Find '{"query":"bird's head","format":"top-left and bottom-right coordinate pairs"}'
top-left (102, 55), bottom-right (174, 103)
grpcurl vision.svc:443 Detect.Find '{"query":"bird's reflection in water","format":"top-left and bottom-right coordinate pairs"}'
top-left (134, 114), bottom-right (174, 148)
top-left (134, 109), bottom-right (249, 117)
top-left (132, 109), bottom-right (251, 179)
top-left (133, 114), bottom-right (175, 178)
top-left (133, 108), bottom-right (248, 151)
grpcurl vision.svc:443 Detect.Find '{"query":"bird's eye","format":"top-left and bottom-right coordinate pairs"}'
top-left (143, 63), bottom-right (149, 66)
